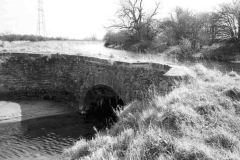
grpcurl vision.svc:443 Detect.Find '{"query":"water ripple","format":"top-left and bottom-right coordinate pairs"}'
top-left (0, 113), bottom-right (101, 160)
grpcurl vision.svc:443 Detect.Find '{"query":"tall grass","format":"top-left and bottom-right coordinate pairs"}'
top-left (63, 65), bottom-right (240, 160)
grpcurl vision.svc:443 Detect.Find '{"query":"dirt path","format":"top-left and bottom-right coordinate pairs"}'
top-left (0, 100), bottom-right (75, 123)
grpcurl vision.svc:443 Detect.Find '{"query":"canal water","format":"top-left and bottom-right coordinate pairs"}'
top-left (0, 100), bottom-right (104, 160)
top-left (0, 112), bottom-right (103, 160)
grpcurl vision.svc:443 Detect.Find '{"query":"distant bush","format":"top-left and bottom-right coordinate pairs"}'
top-left (179, 37), bottom-right (193, 55)
top-left (104, 30), bottom-right (171, 53)
top-left (145, 36), bottom-right (169, 53)
top-left (104, 30), bottom-right (131, 47)
top-left (201, 40), bottom-right (240, 61)
top-left (104, 31), bottom-right (155, 52)
top-left (129, 41), bottom-right (152, 52)
top-left (0, 34), bottom-right (68, 42)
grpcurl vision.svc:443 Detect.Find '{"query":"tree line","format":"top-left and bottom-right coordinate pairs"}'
top-left (104, 0), bottom-right (240, 54)
top-left (0, 33), bottom-right (70, 42)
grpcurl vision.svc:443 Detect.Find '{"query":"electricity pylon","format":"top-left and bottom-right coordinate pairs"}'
top-left (36, 0), bottom-right (47, 36)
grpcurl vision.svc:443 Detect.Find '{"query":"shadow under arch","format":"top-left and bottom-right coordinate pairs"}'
top-left (79, 71), bottom-right (127, 112)
top-left (83, 84), bottom-right (125, 119)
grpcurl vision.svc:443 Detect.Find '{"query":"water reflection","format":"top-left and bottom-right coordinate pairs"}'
top-left (0, 113), bottom-right (102, 160)
top-left (0, 101), bottom-right (22, 122)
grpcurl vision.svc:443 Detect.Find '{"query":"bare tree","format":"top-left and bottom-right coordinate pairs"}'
top-left (109, 0), bottom-right (161, 41)
top-left (232, 0), bottom-right (240, 38)
top-left (160, 8), bottom-right (210, 48)
top-left (206, 13), bottom-right (220, 43)
top-left (216, 0), bottom-right (240, 40)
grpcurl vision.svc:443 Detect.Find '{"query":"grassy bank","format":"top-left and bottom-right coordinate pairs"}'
top-left (105, 40), bottom-right (240, 62)
top-left (63, 65), bottom-right (240, 160)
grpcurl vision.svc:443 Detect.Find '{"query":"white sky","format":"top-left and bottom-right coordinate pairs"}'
top-left (0, 0), bottom-right (231, 39)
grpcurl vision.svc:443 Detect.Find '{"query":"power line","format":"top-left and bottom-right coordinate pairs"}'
top-left (36, 0), bottom-right (47, 36)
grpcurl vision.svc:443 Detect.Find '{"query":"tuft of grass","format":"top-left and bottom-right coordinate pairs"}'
top-left (228, 71), bottom-right (239, 78)
top-left (224, 87), bottom-right (240, 101)
top-left (63, 64), bottom-right (240, 160)
top-left (63, 140), bottom-right (90, 159)
top-left (205, 131), bottom-right (239, 152)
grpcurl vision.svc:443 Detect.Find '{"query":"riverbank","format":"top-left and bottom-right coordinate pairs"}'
top-left (0, 100), bottom-right (74, 123)
top-left (63, 65), bottom-right (240, 160)
top-left (105, 41), bottom-right (240, 63)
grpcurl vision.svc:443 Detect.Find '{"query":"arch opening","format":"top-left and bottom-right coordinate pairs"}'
top-left (83, 85), bottom-right (124, 120)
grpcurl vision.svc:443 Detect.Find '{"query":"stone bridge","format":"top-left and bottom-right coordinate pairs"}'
top-left (0, 53), bottom-right (176, 114)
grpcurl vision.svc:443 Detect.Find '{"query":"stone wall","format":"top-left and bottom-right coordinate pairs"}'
top-left (0, 53), bottom-right (173, 112)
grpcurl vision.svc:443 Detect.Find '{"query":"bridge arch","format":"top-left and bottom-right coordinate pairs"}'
top-left (83, 84), bottom-right (124, 118)
top-left (79, 71), bottom-right (126, 114)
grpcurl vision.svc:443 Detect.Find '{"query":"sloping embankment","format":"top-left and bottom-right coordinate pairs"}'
top-left (63, 65), bottom-right (240, 160)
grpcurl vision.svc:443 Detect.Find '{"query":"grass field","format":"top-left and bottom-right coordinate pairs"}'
top-left (62, 65), bottom-right (240, 160)
top-left (0, 41), bottom-right (173, 65)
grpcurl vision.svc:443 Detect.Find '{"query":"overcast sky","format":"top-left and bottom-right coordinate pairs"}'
top-left (0, 0), bottom-right (231, 39)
